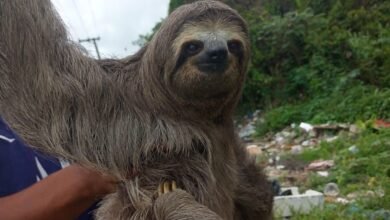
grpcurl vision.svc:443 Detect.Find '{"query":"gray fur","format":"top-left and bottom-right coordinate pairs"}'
top-left (0, 0), bottom-right (273, 219)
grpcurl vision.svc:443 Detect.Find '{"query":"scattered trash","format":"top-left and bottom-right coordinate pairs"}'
top-left (239, 122), bottom-right (256, 142)
top-left (312, 123), bottom-right (350, 137)
top-left (275, 135), bottom-right (287, 145)
top-left (280, 188), bottom-right (293, 196)
top-left (237, 109), bottom-right (263, 142)
top-left (236, 115), bottom-right (384, 218)
top-left (301, 140), bottom-right (312, 147)
top-left (299, 122), bottom-right (314, 132)
top-left (274, 187), bottom-right (324, 218)
top-left (335, 197), bottom-right (350, 204)
top-left (348, 145), bottom-right (359, 154)
top-left (349, 124), bottom-right (360, 134)
top-left (374, 119), bottom-right (390, 129)
top-left (324, 182), bottom-right (340, 197)
top-left (326, 136), bottom-right (339, 142)
top-left (317, 171), bottom-right (329, 177)
top-left (267, 154), bottom-right (281, 167)
top-left (246, 144), bottom-right (262, 156)
top-left (291, 145), bottom-right (303, 154)
top-left (307, 160), bottom-right (335, 171)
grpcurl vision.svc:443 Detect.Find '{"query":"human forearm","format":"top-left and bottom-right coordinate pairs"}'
top-left (0, 165), bottom-right (117, 220)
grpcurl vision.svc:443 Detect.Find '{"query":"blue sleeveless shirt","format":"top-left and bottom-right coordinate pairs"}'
top-left (0, 118), bottom-right (96, 219)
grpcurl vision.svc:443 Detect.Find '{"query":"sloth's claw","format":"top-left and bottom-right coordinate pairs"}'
top-left (158, 181), bottom-right (178, 196)
top-left (172, 181), bottom-right (177, 190)
top-left (164, 182), bottom-right (170, 193)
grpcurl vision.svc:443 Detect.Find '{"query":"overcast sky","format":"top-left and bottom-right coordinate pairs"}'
top-left (52, 0), bottom-right (170, 58)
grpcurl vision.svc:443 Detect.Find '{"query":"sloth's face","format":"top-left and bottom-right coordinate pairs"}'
top-left (169, 20), bottom-right (248, 101)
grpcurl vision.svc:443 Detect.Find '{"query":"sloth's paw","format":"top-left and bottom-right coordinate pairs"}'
top-left (158, 181), bottom-right (177, 196)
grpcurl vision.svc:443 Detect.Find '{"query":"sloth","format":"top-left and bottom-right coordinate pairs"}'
top-left (0, 0), bottom-right (273, 219)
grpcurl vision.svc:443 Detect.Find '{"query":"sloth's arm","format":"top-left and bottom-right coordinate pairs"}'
top-left (233, 147), bottom-right (274, 220)
top-left (95, 187), bottom-right (222, 220)
top-left (154, 189), bottom-right (223, 220)
top-left (0, 0), bottom-right (137, 174)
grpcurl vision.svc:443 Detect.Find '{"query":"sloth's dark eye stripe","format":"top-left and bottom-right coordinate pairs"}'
top-left (227, 40), bottom-right (243, 57)
top-left (174, 51), bottom-right (189, 71)
top-left (182, 40), bottom-right (204, 57)
top-left (173, 40), bottom-right (204, 72)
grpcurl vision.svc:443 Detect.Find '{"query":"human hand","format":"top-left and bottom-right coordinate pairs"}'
top-left (0, 164), bottom-right (120, 220)
top-left (64, 165), bottom-right (119, 199)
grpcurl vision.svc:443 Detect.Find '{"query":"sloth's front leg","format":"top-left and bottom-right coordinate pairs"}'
top-left (153, 181), bottom-right (222, 220)
top-left (95, 179), bottom-right (221, 220)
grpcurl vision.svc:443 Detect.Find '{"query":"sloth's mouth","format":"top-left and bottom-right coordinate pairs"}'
top-left (197, 61), bottom-right (228, 74)
top-left (205, 90), bottom-right (230, 100)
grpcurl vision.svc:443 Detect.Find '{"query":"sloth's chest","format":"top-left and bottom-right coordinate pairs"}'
top-left (136, 147), bottom-right (238, 199)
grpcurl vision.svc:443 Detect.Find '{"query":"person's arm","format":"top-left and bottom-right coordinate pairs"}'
top-left (0, 165), bottom-right (118, 220)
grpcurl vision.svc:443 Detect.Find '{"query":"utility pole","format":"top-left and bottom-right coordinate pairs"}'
top-left (79, 37), bottom-right (101, 60)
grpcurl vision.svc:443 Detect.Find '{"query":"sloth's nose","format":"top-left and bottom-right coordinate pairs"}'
top-left (197, 47), bottom-right (228, 74)
top-left (207, 48), bottom-right (228, 63)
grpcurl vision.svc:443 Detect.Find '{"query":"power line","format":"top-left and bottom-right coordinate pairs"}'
top-left (71, 0), bottom-right (89, 37)
top-left (87, 0), bottom-right (98, 32)
top-left (79, 37), bottom-right (101, 59)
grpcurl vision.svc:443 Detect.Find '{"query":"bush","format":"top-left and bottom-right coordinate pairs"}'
top-left (239, 0), bottom-right (390, 131)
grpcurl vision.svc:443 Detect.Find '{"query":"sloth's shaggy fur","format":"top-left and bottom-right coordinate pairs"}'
top-left (0, 0), bottom-right (273, 219)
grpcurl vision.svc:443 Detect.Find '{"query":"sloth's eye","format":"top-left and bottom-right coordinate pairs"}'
top-left (184, 41), bottom-right (203, 56)
top-left (228, 40), bottom-right (242, 55)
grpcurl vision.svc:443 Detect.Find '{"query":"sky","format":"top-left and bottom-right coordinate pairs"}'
top-left (51, 0), bottom-right (170, 59)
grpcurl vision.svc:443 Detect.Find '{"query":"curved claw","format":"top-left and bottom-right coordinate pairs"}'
top-left (158, 181), bottom-right (178, 196)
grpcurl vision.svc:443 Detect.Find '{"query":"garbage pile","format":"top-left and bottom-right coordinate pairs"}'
top-left (237, 116), bottom-right (390, 218)
top-left (247, 122), bottom-right (359, 156)
top-left (238, 118), bottom-right (356, 188)
top-left (237, 109), bottom-right (261, 142)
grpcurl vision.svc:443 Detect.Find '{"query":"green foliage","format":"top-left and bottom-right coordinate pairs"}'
top-left (242, 10), bottom-right (319, 109)
top-left (241, 1), bottom-right (390, 131)
top-left (255, 85), bottom-right (390, 135)
top-left (168, 0), bottom-right (188, 14)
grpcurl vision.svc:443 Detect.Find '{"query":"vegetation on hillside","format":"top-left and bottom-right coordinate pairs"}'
top-left (242, 0), bottom-right (390, 135)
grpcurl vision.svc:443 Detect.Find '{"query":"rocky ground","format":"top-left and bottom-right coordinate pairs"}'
top-left (237, 111), bottom-right (390, 219)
